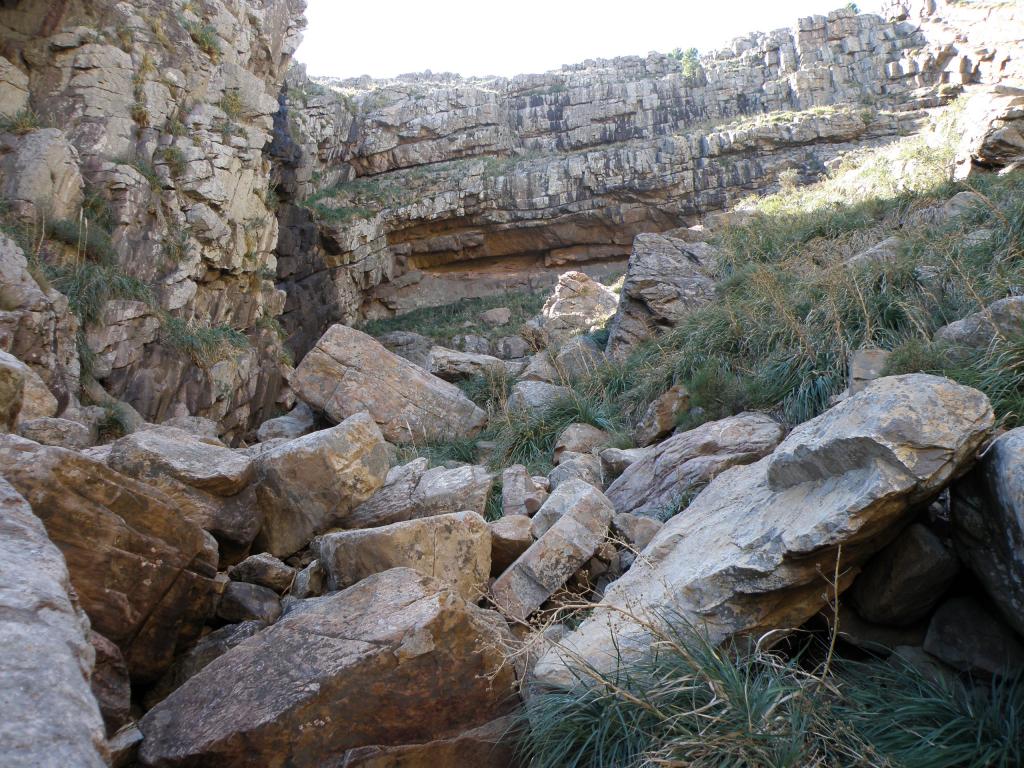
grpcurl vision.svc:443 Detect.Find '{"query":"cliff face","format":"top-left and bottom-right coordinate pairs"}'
top-left (273, 0), bottom-right (1021, 357)
top-left (0, 0), bottom-right (304, 440)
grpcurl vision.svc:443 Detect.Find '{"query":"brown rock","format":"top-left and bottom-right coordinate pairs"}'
top-left (525, 271), bottom-right (618, 349)
top-left (138, 569), bottom-right (517, 767)
top-left (17, 416), bottom-right (96, 449)
top-left (489, 515), bottom-right (534, 575)
top-left (501, 464), bottom-right (548, 517)
top-left (553, 423), bottom-right (611, 463)
top-left (228, 552), bottom-right (296, 594)
top-left (90, 631), bottom-right (131, 735)
top-left (547, 452), bottom-right (603, 491)
top-left (341, 716), bottom-right (516, 768)
top-left (290, 324), bottom-right (487, 443)
top-left (0, 349), bottom-right (25, 431)
top-left (216, 581), bottom-right (282, 625)
top-left (633, 385), bottom-right (690, 447)
top-left (924, 598), bottom-right (1024, 676)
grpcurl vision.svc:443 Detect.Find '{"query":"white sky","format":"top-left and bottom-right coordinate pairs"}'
top-left (296, 0), bottom-right (884, 80)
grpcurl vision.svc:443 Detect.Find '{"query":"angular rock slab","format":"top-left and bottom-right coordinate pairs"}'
top-left (316, 511), bottom-right (491, 601)
top-left (491, 479), bottom-right (614, 621)
top-left (0, 435), bottom-right (220, 683)
top-left (290, 324), bottom-right (486, 443)
top-left (535, 375), bottom-right (993, 687)
top-left (951, 426), bottom-right (1024, 637)
top-left (606, 412), bottom-right (784, 518)
top-left (0, 477), bottom-right (108, 767)
top-left (138, 569), bottom-right (517, 767)
top-left (254, 413), bottom-right (391, 557)
top-left (525, 271), bottom-right (618, 349)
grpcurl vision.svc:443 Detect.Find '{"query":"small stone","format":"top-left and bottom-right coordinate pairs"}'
top-left (489, 515), bottom-right (534, 575)
top-left (480, 307), bottom-right (512, 327)
top-left (634, 385), bottom-right (690, 447)
top-left (547, 452), bottom-right (603, 492)
top-left (228, 553), bottom-right (296, 594)
top-left (554, 423), bottom-right (610, 463)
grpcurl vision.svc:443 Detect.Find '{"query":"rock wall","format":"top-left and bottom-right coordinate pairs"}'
top-left (272, 0), bottom-right (1022, 356)
top-left (0, 0), bottom-right (304, 440)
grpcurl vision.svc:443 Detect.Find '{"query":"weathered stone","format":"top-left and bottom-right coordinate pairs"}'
top-left (848, 523), bottom-right (958, 626)
top-left (607, 234), bottom-right (717, 359)
top-left (160, 416), bottom-right (223, 442)
top-left (501, 464), bottom-right (548, 517)
top-left (290, 324), bottom-right (487, 442)
top-left (256, 402), bottom-right (316, 442)
top-left (554, 335), bottom-right (605, 381)
top-left (292, 559), bottom-right (326, 599)
top-left (844, 235), bottom-right (904, 267)
top-left (138, 569), bottom-right (517, 767)
top-left (340, 715), bottom-right (516, 768)
top-left (0, 477), bottom-right (107, 767)
top-left (490, 515), bottom-right (535, 575)
top-left (495, 335), bottom-right (532, 360)
top-left (90, 631), bottom-right (131, 735)
top-left (611, 512), bottom-right (663, 552)
top-left (547, 451), bottom-right (603, 491)
top-left (508, 380), bottom-right (570, 414)
top-left (525, 272), bottom-right (618, 348)
top-left (0, 128), bottom-right (83, 221)
top-left (849, 348), bottom-right (892, 395)
top-left (316, 511), bottom-right (491, 600)
top-left (923, 598), bottom-right (1024, 675)
top-left (16, 416), bottom-right (94, 449)
top-left (536, 375), bottom-right (993, 686)
top-left (0, 348), bottom-right (58, 427)
top-left (480, 307), bottom-right (512, 326)
top-left (228, 552), bottom-right (296, 594)
top-left (518, 351), bottom-right (560, 383)
top-left (428, 346), bottom-right (509, 381)
top-left (599, 446), bottom-right (650, 477)
top-left (0, 349), bottom-right (24, 431)
top-left (955, 84), bottom-right (1024, 178)
top-left (934, 296), bottom-right (1024, 350)
top-left (607, 412), bottom-right (784, 518)
top-left (217, 581), bottom-right (282, 625)
top-left (0, 435), bottom-right (220, 684)
top-left (377, 330), bottom-right (434, 368)
top-left (554, 423), bottom-right (611, 463)
top-left (109, 724), bottom-right (143, 768)
top-left (633, 385), bottom-right (691, 447)
top-left (350, 459), bottom-right (494, 528)
top-left (951, 426), bottom-right (1024, 637)
top-left (492, 479), bottom-right (614, 621)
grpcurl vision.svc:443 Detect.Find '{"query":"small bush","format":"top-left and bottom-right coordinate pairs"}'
top-left (0, 108), bottom-right (40, 135)
top-left (160, 145), bottom-right (187, 177)
top-left (42, 261), bottom-right (153, 325)
top-left (220, 90), bottom-right (244, 120)
top-left (185, 20), bottom-right (221, 62)
top-left (160, 316), bottom-right (249, 368)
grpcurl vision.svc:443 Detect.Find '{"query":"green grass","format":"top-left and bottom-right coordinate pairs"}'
top-left (519, 618), bottom-right (1024, 768)
top-left (0, 108), bottom-right (40, 135)
top-left (184, 19), bottom-right (221, 62)
top-left (42, 261), bottom-right (153, 326)
top-left (160, 316), bottom-right (249, 368)
top-left (46, 218), bottom-right (118, 264)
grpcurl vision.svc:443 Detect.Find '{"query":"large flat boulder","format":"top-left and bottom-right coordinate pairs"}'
top-left (535, 375), bottom-right (993, 686)
top-left (606, 413), bottom-right (784, 518)
top-left (254, 413), bottom-right (391, 557)
top-left (138, 569), bottom-right (517, 767)
top-left (951, 426), bottom-right (1024, 637)
top-left (290, 324), bottom-right (487, 443)
top-left (0, 435), bottom-right (220, 683)
top-left (315, 511), bottom-right (491, 600)
top-left (0, 477), bottom-right (108, 767)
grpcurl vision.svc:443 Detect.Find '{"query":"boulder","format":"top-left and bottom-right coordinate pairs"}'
top-left (292, 560), bottom-right (326, 599)
top-left (216, 581), bottom-right (282, 625)
top-left (535, 375), bottom-right (993, 686)
top-left (256, 402), bottom-right (316, 442)
top-left (547, 452), bottom-right (603, 491)
top-left (349, 458), bottom-right (494, 528)
top-left (315, 511), bottom-right (491, 601)
top-left (290, 324), bottom-right (487, 443)
top-left (524, 271), bottom-right (618, 349)
top-left (0, 128), bottom-right (83, 221)
top-left (606, 412), bottom-right (784, 518)
top-left (0, 435), bottom-right (220, 683)
top-left (489, 515), bottom-right (535, 575)
top-left (849, 348), bottom-right (892, 395)
top-left (491, 479), bottom-right (614, 621)
top-left (611, 512), bottom-right (663, 552)
top-left (843, 236), bottom-right (903, 268)
top-left (554, 423), bottom-right (610, 463)
top-left (553, 335), bottom-right (604, 381)
top-left (923, 598), bottom-right (1024, 675)
top-left (159, 416), bottom-right (223, 442)
top-left (501, 464), bottom-right (548, 517)
top-left (847, 523), bottom-right (958, 626)
top-left (507, 380), bottom-right (570, 415)
top-left (0, 349), bottom-right (24, 430)
top-left (606, 234), bottom-right (717, 360)
top-left (427, 346), bottom-right (509, 381)
top-left (89, 631), bottom-right (131, 734)
top-left (17, 416), bottom-right (95, 449)
top-left (633, 385), bottom-right (691, 447)
top-left (340, 716), bottom-right (516, 768)
top-left (518, 351), bottom-right (559, 383)
top-left (480, 307), bottom-right (512, 326)
top-left (951, 426), bottom-right (1024, 636)
top-left (452, 333), bottom-right (492, 355)
top-left (228, 552), bottom-right (296, 594)
top-left (934, 296), bottom-right (1024, 350)
top-left (954, 85), bottom-right (1024, 178)
top-left (0, 477), bottom-right (108, 767)
top-left (376, 330), bottom-right (433, 368)
top-left (253, 413), bottom-right (391, 557)
top-left (138, 569), bottom-right (517, 767)
top-left (599, 446), bottom-right (650, 477)
top-left (495, 335), bottom-right (532, 360)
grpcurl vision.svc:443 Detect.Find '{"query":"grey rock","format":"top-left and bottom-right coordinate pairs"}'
top-left (217, 582), bottom-right (282, 625)
top-left (228, 553), bottom-right (296, 594)
top-left (924, 598), bottom-right (1024, 675)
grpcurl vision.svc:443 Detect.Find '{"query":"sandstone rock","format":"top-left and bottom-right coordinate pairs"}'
top-left (633, 385), bottom-right (691, 447)
top-left (340, 715), bottom-right (516, 768)
top-left (923, 598), bottom-right (1024, 676)
top-left (547, 451), bottom-right (603, 491)
top-left (480, 307), bottom-right (512, 326)
top-left (160, 416), bottom-right (223, 442)
top-left (607, 412), bottom-right (784, 518)
top-left (848, 523), bottom-right (958, 626)
top-left (292, 559), bottom-right (326, 599)
top-left (217, 581), bottom-right (282, 625)
top-left (951, 426), bottom-right (1024, 637)
top-left (349, 459), bottom-right (494, 528)
top-left (0, 435), bottom-right (220, 683)
top-left (501, 464), bottom-right (548, 517)
top-left (495, 335), bottom-right (532, 359)
top-left (138, 569), bottom-right (517, 767)
top-left (518, 351), bottom-right (560, 383)
top-left (316, 511), bottom-right (491, 600)
top-left (0, 477), bottom-right (107, 767)
top-left (254, 413), bottom-right (391, 557)
top-left (377, 330), bottom-right (434, 368)
top-left (554, 335), bottom-right (605, 380)
top-left (599, 446), bottom-right (650, 477)
top-left (844, 235), bottom-right (904, 267)
top-left (508, 380), bottom-right (570, 415)
top-left (228, 552), bottom-right (296, 594)
top-left (535, 375), bottom-right (993, 686)
top-left (492, 479), bottom-right (614, 621)
top-left (849, 348), bottom-right (892, 395)
top-left (0, 349), bottom-right (56, 424)
top-left (606, 234), bottom-right (717, 359)
top-left (0, 349), bottom-right (24, 431)
top-left (611, 512), bottom-right (663, 552)
top-left (934, 296), bottom-right (1024, 350)
top-left (490, 514), bottom-right (535, 577)
top-left (17, 416), bottom-right (95, 449)
top-left (955, 84), bottom-right (1024, 178)
top-left (452, 333), bottom-right (492, 355)
top-left (290, 324), bottom-right (487, 442)
top-left (554, 423), bottom-right (611, 463)
top-left (428, 346), bottom-right (509, 381)
top-left (256, 402), bottom-right (316, 442)
top-left (0, 128), bottom-right (83, 221)
top-left (525, 271), bottom-right (618, 348)
top-left (90, 631), bottom-right (131, 735)
top-left (0, 56), bottom-right (28, 117)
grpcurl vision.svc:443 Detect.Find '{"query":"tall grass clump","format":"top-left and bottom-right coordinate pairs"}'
top-left (160, 316), bottom-right (249, 368)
